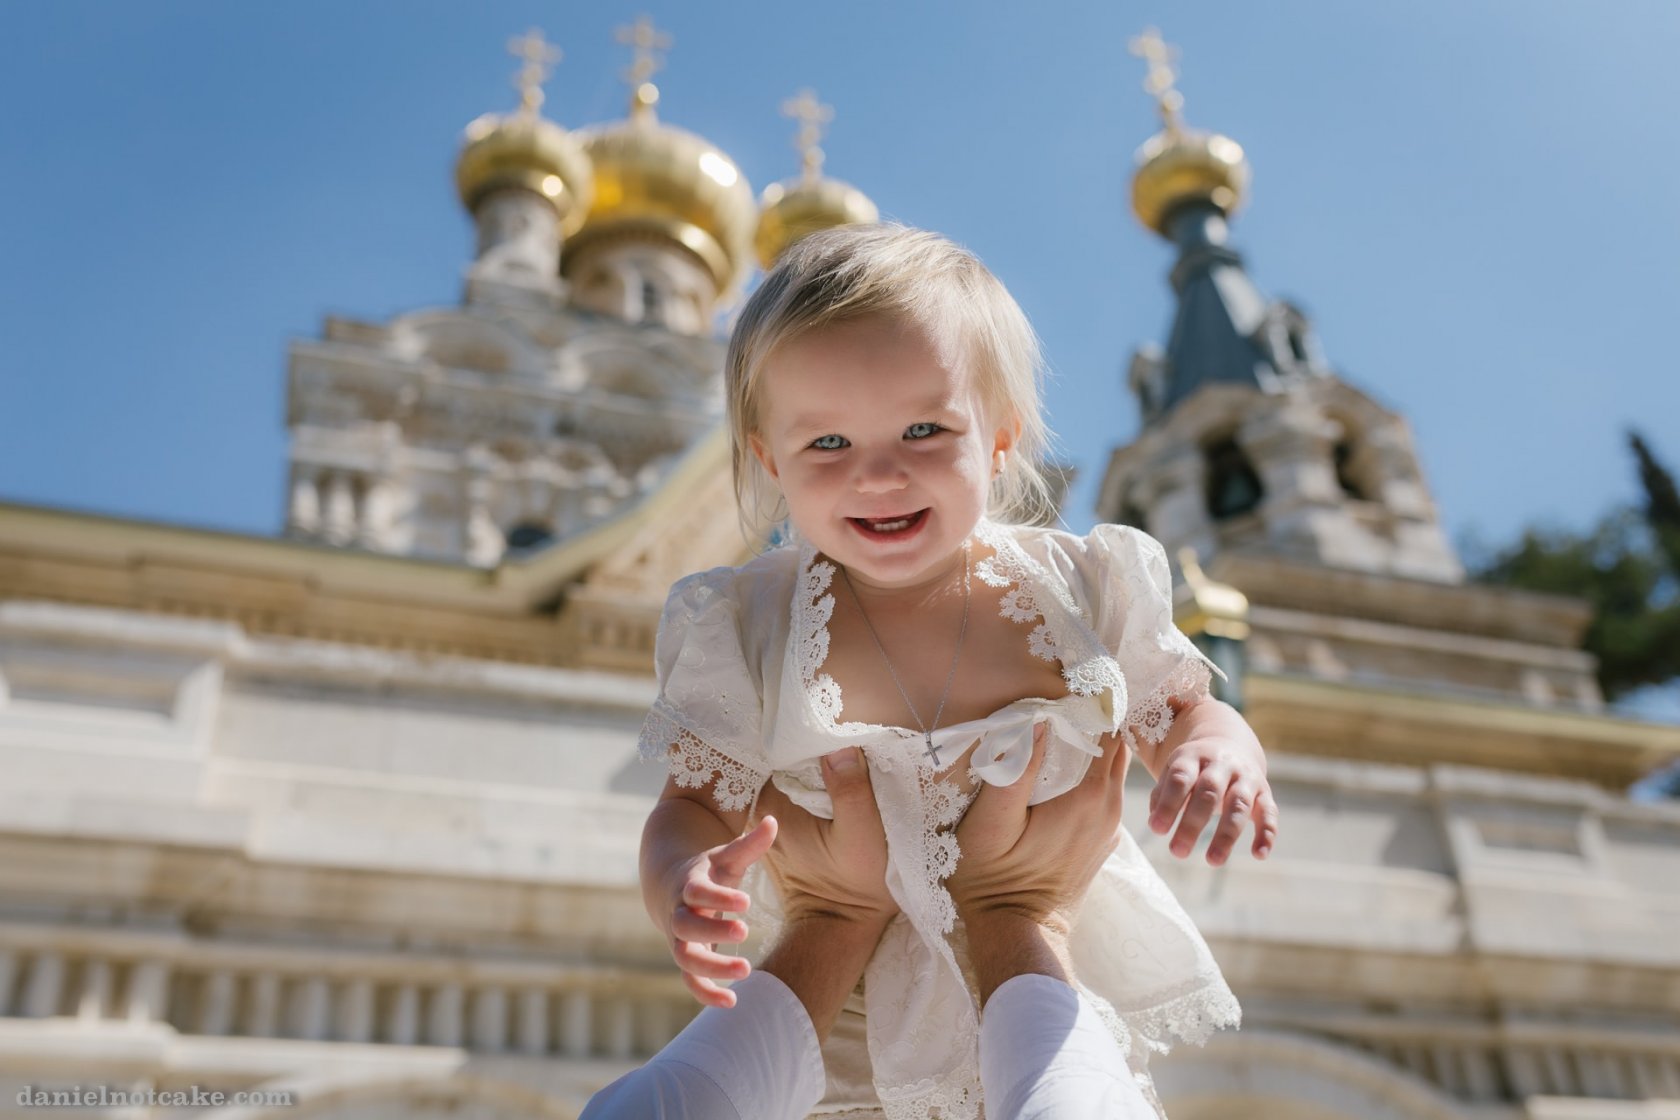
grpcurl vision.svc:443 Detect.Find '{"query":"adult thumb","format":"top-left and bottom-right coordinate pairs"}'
top-left (965, 722), bottom-right (1048, 830)
top-left (821, 748), bottom-right (879, 824)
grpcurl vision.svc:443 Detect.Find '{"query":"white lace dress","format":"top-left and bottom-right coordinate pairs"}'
top-left (638, 519), bottom-right (1241, 1120)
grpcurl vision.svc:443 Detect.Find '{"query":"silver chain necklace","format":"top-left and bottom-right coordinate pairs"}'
top-left (838, 542), bottom-right (971, 768)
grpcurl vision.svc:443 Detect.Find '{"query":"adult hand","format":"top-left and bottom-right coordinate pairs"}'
top-left (754, 747), bottom-right (897, 927)
top-left (947, 721), bottom-right (1121, 934)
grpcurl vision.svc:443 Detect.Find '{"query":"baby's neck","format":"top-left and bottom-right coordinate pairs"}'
top-left (832, 541), bottom-right (974, 612)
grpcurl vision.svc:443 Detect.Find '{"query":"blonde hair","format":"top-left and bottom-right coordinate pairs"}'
top-left (725, 223), bottom-right (1058, 543)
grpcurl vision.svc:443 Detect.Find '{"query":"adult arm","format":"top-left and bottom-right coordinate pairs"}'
top-left (951, 724), bottom-right (1160, 1118)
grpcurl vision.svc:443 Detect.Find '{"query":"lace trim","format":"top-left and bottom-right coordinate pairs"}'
top-left (1120, 656), bottom-right (1214, 751)
top-left (921, 770), bottom-right (969, 936)
top-left (637, 708), bottom-right (767, 814)
top-left (973, 520), bottom-right (1128, 708)
top-left (877, 1064), bottom-right (981, 1120)
top-left (1120, 971), bottom-right (1243, 1054)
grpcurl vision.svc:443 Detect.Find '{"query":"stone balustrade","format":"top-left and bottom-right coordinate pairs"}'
top-left (1285, 1016), bottom-right (1680, 1103)
top-left (0, 929), bottom-right (694, 1060)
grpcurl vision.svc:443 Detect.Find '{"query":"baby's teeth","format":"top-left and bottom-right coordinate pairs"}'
top-left (870, 518), bottom-right (911, 531)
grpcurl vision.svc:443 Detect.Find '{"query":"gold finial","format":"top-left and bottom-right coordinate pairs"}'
top-left (506, 27), bottom-right (561, 118)
top-left (1128, 27), bottom-right (1185, 133)
top-left (781, 89), bottom-right (835, 183)
top-left (615, 15), bottom-right (673, 120)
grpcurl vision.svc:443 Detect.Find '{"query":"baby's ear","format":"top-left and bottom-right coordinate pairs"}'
top-left (747, 432), bottom-right (779, 481)
top-left (991, 410), bottom-right (1024, 456)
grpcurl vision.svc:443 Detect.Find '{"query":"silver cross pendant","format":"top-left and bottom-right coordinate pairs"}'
top-left (923, 733), bottom-right (942, 768)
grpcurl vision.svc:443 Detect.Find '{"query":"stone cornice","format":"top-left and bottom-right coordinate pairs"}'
top-left (1213, 551), bottom-right (1592, 646)
top-left (0, 429), bottom-right (735, 667)
top-left (1246, 673), bottom-right (1680, 788)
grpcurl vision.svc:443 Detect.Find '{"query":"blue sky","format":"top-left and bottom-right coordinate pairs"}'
top-left (1, 0), bottom-right (1677, 561)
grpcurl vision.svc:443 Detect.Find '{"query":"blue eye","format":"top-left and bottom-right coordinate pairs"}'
top-left (810, 434), bottom-right (848, 451)
top-left (906, 422), bottom-right (944, 439)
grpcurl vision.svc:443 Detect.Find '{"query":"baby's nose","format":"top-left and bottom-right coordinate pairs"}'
top-left (853, 451), bottom-right (909, 492)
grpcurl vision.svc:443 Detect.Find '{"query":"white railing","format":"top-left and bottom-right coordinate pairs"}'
top-left (0, 934), bottom-right (696, 1060)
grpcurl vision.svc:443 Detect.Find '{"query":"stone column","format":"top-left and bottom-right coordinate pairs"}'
top-left (124, 960), bottom-right (170, 1024)
top-left (199, 971), bottom-right (236, 1036)
top-left (463, 460), bottom-right (503, 567)
top-left (1138, 444), bottom-right (1213, 562)
top-left (289, 976), bottom-right (330, 1041)
top-left (387, 983), bottom-right (419, 1046)
top-left (1540, 1048), bottom-right (1574, 1095)
top-left (21, 951), bottom-right (65, 1018)
top-left (322, 473), bottom-right (357, 545)
top-left (427, 983), bottom-right (463, 1047)
top-left (472, 987), bottom-right (507, 1053)
top-left (604, 999), bottom-right (635, 1060)
top-left (245, 973), bottom-right (281, 1037)
top-left (1503, 1048), bottom-right (1546, 1098)
top-left (1459, 1047), bottom-right (1500, 1101)
top-left (1237, 396), bottom-right (1357, 566)
top-left (288, 471), bottom-right (321, 536)
top-left (0, 950), bottom-right (17, 1016)
top-left (558, 989), bottom-right (591, 1058)
top-left (338, 978), bottom-right (374, 1044)
top-left (516, 989), bottom-right (549, 1056)
top-left (355, 479), bottom-right (387, 550)
top-left (76, 959), bottom-right (112, 1021)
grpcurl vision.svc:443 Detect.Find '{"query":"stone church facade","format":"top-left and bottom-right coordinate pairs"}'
top-left (1, 25), bottom-right (1677, 1120)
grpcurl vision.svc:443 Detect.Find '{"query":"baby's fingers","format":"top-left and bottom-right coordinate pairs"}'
top-left (1203, 780), bottom-right (1256, 867)
top-left (710, 816), bottom-right (778, 884)
top-left (672, 936), bottom-right (752, 984)
top-left (671, 904), bottom-right (748, 946)
top-left (1148, 754), bottom-right (1202, 835)
top-left (1168, 763), bottom-right (1230, 858)
top-left (681, 874), bottom-right (751, 916)
top-left (1251, 786), bottom-right (1279, 859)
top-left (682, 970), bottom-right (740, 1010)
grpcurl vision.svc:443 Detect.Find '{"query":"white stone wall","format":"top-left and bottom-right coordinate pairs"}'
top-left (2, 598), bottom-right (1679, 1117)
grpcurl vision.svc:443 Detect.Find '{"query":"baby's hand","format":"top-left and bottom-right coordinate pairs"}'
top-left (662, 817), bottom-right (777, 1009)
top-left (1147, 702), bottom-right (1278, 866)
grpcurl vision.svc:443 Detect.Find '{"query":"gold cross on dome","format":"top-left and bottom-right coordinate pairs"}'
top-left (616, 15), bottom-right (672, 117)
top-left (506, 28), bottom-right (561, 118)
top-left (1127, 27), bottom-right (1185, 132)
top-left (782, 88), bottom-right (834, 180)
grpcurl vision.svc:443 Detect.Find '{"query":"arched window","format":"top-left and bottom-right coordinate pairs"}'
top-left (1204, 437), bottom-right (1264, 521)
top-left (505, 520), bottom-right (555, 552)
top-left (1333, 440), bottom-right (1369, 500)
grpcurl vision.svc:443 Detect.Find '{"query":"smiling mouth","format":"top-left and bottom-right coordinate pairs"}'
top-left (850, 509), bottom-right (928, 535)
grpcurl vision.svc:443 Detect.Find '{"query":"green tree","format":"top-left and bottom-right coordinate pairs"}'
top-left (1470, 430), bottom-right (1680, 702)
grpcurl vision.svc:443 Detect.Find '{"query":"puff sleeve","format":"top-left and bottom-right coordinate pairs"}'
top-left (636, 569), bottom-right (771, 814)
top-left (1087, 524), bottom-right (1224, 753)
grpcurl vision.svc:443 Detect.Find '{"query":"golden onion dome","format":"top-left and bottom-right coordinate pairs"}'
top-left (755, 176), bottom-right (879, 269)
top-left (568, 82), bottom-right (757, 298)
top-left (1130, 127), bottom-right (1250, 238)
top-left (754, 89), bottom-right (878, 268)
top-left (454, 29), bottom-right (593, 236)
top-left (455, 111), bottom-right (594, 236)
top-left (1125, 27), bottom-right (1251, 238)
